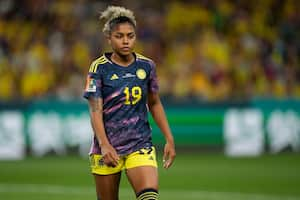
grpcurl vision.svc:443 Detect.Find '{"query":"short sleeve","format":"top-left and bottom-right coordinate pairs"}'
top-left (149, 61), bottom-right (159, 93)
top-left (83, 64), bottom-right (102, 99)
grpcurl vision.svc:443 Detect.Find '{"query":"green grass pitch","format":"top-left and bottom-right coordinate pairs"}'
top-left (0, 152), bottom-right (300, 200)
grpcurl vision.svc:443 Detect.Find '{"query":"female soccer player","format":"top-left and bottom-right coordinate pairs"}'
top-left (83, 6), bottom-right (176, 200)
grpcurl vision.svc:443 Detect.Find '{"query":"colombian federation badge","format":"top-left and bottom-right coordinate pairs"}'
top-left (136, 68), bottom-right (146, 80)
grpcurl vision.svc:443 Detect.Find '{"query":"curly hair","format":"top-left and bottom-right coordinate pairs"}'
top-left (100, 6), bottom-right (136, 36)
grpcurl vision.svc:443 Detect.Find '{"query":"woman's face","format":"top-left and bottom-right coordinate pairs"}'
top-left (108, 22), bottom-right (136, 57)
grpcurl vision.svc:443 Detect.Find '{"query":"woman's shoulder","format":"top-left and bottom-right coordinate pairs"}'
top-left (88, 54), bottom-right (112, 73)
top-left (92, 54), bottom-right (111, 65)
top-left (135, 53), bottom-right (155, 66)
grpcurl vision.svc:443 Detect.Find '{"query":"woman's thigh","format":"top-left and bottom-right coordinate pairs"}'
top-left (126, 166), bottom-right (158, 194)
top-left (93, 172), bottom-right (121, 200)
top-left (124, 147), bottom-right (159, 194)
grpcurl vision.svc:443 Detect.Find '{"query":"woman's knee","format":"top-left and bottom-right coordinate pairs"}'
top-left (136, 188), bottom-right (159, 200)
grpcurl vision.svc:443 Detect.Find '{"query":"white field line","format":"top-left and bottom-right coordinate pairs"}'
top-left (0, 183), bottom-right (299, 200)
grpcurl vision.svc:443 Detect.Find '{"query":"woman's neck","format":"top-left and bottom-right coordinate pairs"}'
top-left (111, 52), bottom-right (135, 67)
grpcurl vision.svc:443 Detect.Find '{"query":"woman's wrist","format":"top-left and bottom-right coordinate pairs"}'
top-left (165, 135), bottom-right (174, 145)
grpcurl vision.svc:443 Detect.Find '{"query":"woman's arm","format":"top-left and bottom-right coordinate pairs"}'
top-left (88, 97), bottom-right (119, 167)
top-left (148, 92), bottom-right (176, 168)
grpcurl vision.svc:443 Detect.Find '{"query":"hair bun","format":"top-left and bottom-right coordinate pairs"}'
top-left (100, 6), bottom-right (136, 26)
top-left (100, 6), bottom-right (136, 36)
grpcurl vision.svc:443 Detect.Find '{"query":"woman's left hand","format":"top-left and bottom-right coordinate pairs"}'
top-left (163, 142), bottom-right (176, 169)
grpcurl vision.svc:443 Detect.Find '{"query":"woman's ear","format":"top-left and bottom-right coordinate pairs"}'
top-left (106, 35), bottom-right (111, 45)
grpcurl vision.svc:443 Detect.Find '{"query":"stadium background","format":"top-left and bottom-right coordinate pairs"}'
top-left (0, 0), bottom-right (299, 200)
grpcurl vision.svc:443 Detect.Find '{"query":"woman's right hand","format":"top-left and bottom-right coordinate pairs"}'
top-left (100, 143), bottom-right (120, 167)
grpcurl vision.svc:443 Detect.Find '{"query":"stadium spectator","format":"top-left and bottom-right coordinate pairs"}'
top-left (0, 0), bottom-right (299, 101)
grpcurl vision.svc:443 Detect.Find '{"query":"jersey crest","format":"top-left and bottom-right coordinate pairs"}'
top-left (136, 68), bottom-right (146, 80)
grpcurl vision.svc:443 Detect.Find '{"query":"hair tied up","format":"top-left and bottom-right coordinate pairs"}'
top-left (100, 6), bottom-right (136, 36)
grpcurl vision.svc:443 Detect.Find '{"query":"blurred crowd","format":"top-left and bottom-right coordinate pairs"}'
top-left (0, 0), bottom-right (299, 102)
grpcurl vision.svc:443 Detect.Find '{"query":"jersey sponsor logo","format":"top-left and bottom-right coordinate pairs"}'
top-left (85, 76), bottom-right (96, 92)
top-left (110, 74), bottom-right (119, 80)
top-left (136, 68), bottom-right (146, 80)
top-left (122, 73), bottom-right (136, 78)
